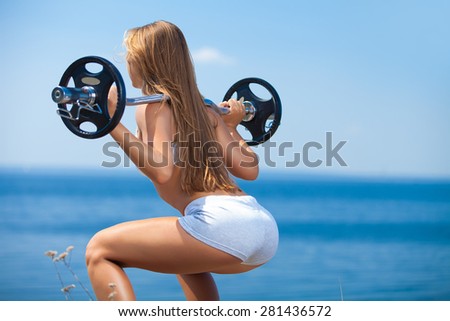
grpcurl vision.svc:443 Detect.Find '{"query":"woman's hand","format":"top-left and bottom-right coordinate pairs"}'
top-left (107, 85), bottom-right (118, 118)
top-left (219, 98), bottom-right (246, 129)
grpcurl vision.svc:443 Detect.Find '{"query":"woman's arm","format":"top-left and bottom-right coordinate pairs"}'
top-left (108, 88), bottom-right (175, 184)
top-left (215, 99), bottom-right (259, 180)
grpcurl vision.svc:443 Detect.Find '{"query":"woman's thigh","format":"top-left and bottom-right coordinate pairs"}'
top-left (88, 217), bottom-right (251, 274)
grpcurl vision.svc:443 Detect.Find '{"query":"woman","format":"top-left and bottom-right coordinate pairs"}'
top-left (85, 20), bottom-right (278, 301)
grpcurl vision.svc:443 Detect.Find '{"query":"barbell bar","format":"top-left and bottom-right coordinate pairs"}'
top-left (52, 86), bottom-right (256, 121)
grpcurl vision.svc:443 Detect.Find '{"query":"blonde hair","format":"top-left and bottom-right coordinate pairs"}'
top-left (124, 21), bottom-right (236, 194)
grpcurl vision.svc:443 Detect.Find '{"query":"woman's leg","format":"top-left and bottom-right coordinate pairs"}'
top-left (177, 273), bottom-right (219, 301)
top-left (85, 216), bottom-right (246, 300)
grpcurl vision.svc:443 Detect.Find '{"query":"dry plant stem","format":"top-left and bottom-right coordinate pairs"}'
top-left (45, 246), bottom-right (94, 301)
top-left (62, 258), bottom-right (94, 300)
top-left (52, 260), bottom-right (69, 300)
top-left (108, 283), bottom-right (117, 301)
top-left (339, 277), bottom-right (344, 301)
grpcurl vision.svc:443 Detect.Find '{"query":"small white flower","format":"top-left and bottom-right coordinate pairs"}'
top-left (61, 284), bottom-right (76, 293)
top-left (108, 291), bottom-right (117, 300)
top-left (44, 250), bottom-right (57, 258)
top-left (57, 252), bottom-right (68, 260)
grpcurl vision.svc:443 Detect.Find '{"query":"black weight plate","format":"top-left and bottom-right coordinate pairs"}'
top-left (56, 56), bottom-right (126, 139)
top-left (223, 77), bottom-right (282, 146)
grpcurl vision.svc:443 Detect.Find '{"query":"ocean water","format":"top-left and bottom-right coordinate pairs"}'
top-left (0, 168), bottom-right (449, 301)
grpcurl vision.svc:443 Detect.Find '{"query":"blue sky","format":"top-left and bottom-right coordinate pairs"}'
top-left (1, 0), bottom-right (449, 178)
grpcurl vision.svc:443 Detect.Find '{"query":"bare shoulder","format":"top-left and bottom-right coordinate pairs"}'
top-left (144, 101), bottom-right (172, 119)
top-left (142, 101), bottom-right (174, 131)
top-left (137, 101), bottom-right (175, 142)
top-left (205, 106), bottom-right (220, 128)
top-left (205, 106), bottom-right (236, 147)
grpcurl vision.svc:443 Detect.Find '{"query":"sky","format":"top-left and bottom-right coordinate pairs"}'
top-left (0, 0), bottom-right (449, 178)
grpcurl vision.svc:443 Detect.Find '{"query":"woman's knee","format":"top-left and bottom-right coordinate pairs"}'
top-left (85, 230), bottom-right (112, 267)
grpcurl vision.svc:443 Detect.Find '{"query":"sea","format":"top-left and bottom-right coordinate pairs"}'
top-left (0, 168), bottom-right (449, 301)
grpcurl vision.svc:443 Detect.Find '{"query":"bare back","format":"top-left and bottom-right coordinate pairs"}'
top-left (135, 102), bottom-right (247, 213)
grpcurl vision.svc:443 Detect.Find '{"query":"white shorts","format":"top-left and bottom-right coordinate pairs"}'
top-left (178, 195), bottom-right (279, 266)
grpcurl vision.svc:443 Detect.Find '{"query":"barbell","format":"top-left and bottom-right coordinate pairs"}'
top-left (51, 56), bottom-right (282, 145)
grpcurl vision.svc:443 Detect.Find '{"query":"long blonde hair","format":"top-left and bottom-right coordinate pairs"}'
top-left (124, 21), bottom-right (236, 194)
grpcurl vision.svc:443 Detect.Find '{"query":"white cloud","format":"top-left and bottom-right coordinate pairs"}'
top-left (192, 47), bottom-right (235, 65)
